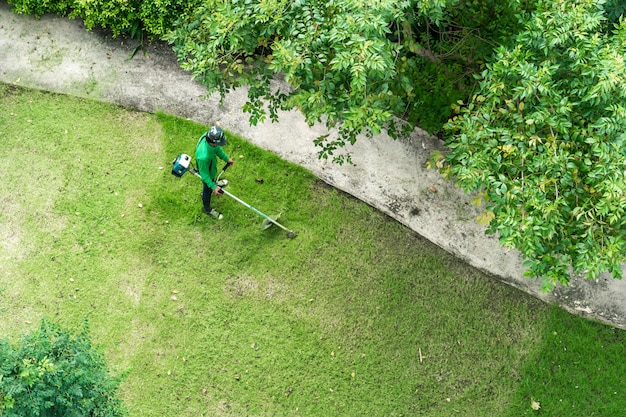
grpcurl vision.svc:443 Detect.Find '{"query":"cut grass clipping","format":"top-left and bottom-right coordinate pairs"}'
top-left (1, 83), bottom-right (625, 416)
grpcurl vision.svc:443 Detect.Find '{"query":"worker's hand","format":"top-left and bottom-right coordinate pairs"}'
top-left (227, 158), bottom-right (234, 166)
top-left (213, 186), bottom-right (222, 195)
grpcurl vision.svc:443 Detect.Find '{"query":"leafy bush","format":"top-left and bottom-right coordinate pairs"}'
top-left (71, 0), bottom-right (140, 38)
top-left (71, 0), bottom-right (201, 38)
top-left (138, 0), bottom-right (202, 39)
top-left (0, 319), bottom-right (127, 416)
top-left (8, 0), bottom-right (198, 39)
top-left (7, 0), bottom-right (74, 17)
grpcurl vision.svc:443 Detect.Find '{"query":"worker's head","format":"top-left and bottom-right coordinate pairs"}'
top-left (207, 126), bottom-right (226, 146)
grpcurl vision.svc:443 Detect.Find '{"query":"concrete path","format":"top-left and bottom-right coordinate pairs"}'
top-left (1, 1), bottom-right (624, 329)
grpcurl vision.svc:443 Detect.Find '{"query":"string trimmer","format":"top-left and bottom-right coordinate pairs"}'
top-left (171, 153), bottom-right (297, 239)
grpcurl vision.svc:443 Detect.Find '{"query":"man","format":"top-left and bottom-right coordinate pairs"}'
top-left (195, 126), bottom-right (234, 219)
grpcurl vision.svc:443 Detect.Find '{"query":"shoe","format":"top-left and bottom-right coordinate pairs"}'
top-left (205, 209), bottom-right (223, 220)
top-left (217, 179), bottom-right (228, 188)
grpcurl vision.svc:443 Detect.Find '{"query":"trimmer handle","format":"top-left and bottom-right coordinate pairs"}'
top-left (215, 161), bottom-right (232, 185)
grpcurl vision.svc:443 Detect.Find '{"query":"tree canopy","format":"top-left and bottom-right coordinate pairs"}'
top-left (444, 0), bottom-right (626, 289)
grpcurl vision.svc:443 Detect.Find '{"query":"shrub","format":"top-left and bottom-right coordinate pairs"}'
top-left (0, 319), bottom-right (127, 416)
top-left (71, 0), bottom-right (140, 38)
top-left (7, 0), bottom-right (74, 17)
top-left (8, 0), bottom-right (199, 39)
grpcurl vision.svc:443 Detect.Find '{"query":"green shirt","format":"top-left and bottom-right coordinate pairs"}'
top-left (195, 133), bottom-right (229, 190)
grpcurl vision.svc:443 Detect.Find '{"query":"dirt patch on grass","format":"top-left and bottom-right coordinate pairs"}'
top-left (0, 209), bottom-right (22, 261)
top-left (123, 280), bottom-right (142, 307)
top-left (224, 273), bottom-right (259, 298)
top-left (0, 192), bottom-right (66, 269)
top-left (223, 273), bottom-right (286, 300)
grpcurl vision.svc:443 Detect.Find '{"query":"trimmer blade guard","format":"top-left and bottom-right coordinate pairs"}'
top-left (262, 214), bottom-right (281, 230)
top-left (172, 153), bottom-right (192, 177)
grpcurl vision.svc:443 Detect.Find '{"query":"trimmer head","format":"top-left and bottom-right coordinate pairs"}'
top-left (262, 213), bottom-right (281, 230)
top-left (262, 213), bottom-right (297, 238)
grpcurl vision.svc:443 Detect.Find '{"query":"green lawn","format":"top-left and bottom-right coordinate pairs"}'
top-left (1, 84), bottom-right (624, 416)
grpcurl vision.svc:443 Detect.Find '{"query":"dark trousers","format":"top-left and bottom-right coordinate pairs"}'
top-left (202, 182), bottom-right (213, 212)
